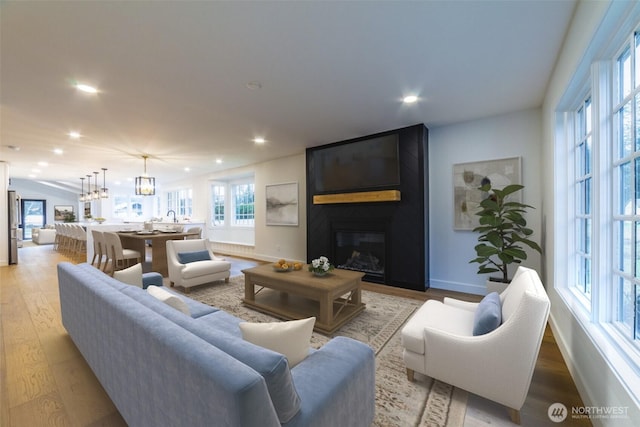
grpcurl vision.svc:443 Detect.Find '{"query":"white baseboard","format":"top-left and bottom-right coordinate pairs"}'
top-left (428, 278), bottom-right (485, 295)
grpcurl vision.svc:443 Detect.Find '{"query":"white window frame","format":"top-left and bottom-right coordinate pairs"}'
top-left (211, 183), bottom-right (225, 226)
top-left (231, 181), bottom-right (255, 227)
top-left (112, 194), bottom-right (148, 220)
top-left (166, 188), bottom-right (193, 218)
top-left (208, 178), bottom-right (255, 228)
top-left (573, 95), bottom-right (594, 303)
top-left (555, 6), bottom-right (640, 401)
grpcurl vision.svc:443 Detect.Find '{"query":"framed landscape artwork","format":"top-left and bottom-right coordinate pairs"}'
top-left (266, 182), bottom-right (299, 226)
top-left (453, 156), bottom-right (522, 230)
top-left (54, 205), bottom-right (74, 221)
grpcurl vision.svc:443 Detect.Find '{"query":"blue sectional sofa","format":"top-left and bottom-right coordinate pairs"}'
top-left (57, 262), bottom-right (375, 427)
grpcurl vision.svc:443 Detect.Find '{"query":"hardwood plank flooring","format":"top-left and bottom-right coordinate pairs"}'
top-left (1, 244), bottom-right (588, 426)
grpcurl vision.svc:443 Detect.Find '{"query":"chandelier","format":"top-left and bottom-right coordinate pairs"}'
top-left (135, 155), bottom-right (156, 196)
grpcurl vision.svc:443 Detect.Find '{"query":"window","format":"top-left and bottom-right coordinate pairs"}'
top-left (211, 184), bottom-right (225, 226)
top-left (113, 195), bottom-right (146, 220)
top-left (166, 188), bottom-right (193, 217)
top-left (574, 97), bottom-right (593, 299)
top-left (561, 25), bottom-right (640, 374)
top-left (612, 33), bottom-right (640, 341)
top-left (209, 178), bottom-right (255, 227)
top-left (232, 182), bottom-right (255, 226)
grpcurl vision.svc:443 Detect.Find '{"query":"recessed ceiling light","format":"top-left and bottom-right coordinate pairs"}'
top-left (253, 137), bottom-right (266, 144)
top-left (184, 167), bottom-right (191, 172)
top-left (37, 161), bottom-right (48, 167)
top-left (216, 158), bottom-right (222, 164)
top-left (68, 131), bottom-right (82, 139)
top-left (53, 148), bottom-right (63, 155)
top-left (403, 95), bottom-right (418, 104)
top-left (28, 174), bottom-right (37, 178)
top-left (32, 169), bottom-right (41, 173)
top-left (75, 83), bottom-right (98, 94)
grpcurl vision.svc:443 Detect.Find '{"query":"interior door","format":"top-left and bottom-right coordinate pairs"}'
top-left (21, 199), bottom-right (46, 240)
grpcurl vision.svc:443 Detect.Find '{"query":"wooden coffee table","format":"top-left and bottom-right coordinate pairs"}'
top-left (241, 264), bottom-right (365, 334)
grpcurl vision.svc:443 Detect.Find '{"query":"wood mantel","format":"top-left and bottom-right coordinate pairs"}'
top-left (313, 190), bottom-right (401, 205)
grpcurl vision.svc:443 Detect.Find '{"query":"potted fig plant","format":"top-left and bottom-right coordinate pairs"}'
top-left (469, 183), bottom-right (541, 292)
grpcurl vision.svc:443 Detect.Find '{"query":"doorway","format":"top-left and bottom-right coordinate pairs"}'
top-left (21, 199), bottom-right (46, 240)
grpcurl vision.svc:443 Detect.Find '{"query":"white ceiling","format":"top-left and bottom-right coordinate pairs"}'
top-left (1, 0), bottom-right (576, 193)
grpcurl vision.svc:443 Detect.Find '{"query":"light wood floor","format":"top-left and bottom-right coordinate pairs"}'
top-left (1, 244), bottom-right (589, 426)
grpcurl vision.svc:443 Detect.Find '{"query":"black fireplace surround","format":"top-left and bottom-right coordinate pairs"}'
top-left (306, 124), bottom-right (429, 291)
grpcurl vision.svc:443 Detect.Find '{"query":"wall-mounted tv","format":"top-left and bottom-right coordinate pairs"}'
top-left (311, 133), bottom-right (400, 193)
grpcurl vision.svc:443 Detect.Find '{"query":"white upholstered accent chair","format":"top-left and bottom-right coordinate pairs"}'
top-left (166, 239), bottom-right (231, 291)
top-left (400, 266), bottom-right (550, 424)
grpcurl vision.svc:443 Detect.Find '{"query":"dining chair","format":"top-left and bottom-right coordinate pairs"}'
top-left (91, 229), bottom-right (105, 269)
top-left (186, 226), bottom-right (202, 239)
top-left (71, 224), bottom-right (87, 260)
top-left (60, 223), bottom-right (73, 254)
top-left (53, 223), bottom-right (61, 251)
top-left (103, 232), bottom-right (142, 275)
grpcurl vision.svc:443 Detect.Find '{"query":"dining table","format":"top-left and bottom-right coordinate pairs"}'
top-left (117, 230), bottom-right (200, 277)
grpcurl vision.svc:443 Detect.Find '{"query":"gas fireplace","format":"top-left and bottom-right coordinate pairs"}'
top-left (330, 219), bottom-right (390, 284)
top-left (334, 231), bottom-right (386, 281)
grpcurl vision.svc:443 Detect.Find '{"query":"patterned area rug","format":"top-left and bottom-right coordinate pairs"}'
top-left (178, 276), bottom-right (468, 427)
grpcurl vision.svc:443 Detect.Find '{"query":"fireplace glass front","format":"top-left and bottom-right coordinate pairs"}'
top-left (334, 231), bottom-right (385, 281)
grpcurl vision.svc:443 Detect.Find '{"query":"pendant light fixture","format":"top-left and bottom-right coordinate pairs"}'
top-left (135, 155), bottom-right (156, 196)
top-left (92, 171), bottom-right (100, 200)
top-left (100, 168), bottom-right (109, 199)
top-left (86, 174), bottom-right (92, 201)
top-left (79, 177), bottom-right (85, 202)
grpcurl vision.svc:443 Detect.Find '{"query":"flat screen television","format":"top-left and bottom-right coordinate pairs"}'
top-left (311, 133), bottom-right (400, 193)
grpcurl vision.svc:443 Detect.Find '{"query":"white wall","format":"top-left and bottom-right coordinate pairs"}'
top-left (253, 154), bottom-right (307, 262)
top-left (542, 0), bottom-right (640, 424)
top-left (168, 153), bottom-right (307, 263)
top-left (429, 108), bottom-right (543, 295)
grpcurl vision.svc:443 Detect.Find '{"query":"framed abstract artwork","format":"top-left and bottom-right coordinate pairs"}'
top-left (266, 182), bottom-right (299, 226)
top-left (453, 157), bottom-right (522, 230)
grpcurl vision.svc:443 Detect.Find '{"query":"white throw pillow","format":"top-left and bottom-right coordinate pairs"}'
top-left (239, 317), bottom-right (315, 367)
top-left (113, 263), bottom-right (143, 288)
top-left (146, 285), bottom-right (190, 315)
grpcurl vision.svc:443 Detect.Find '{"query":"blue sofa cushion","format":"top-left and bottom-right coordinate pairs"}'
top-left (177, 250), bottom-right (211, 264)
top-left (473, 292), bottom-right (502, 336)
top-left (120, 284), bottom-right (218, 319)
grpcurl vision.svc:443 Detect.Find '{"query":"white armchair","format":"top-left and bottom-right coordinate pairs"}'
top-left (400, 267), bottom-right (550, 424)
top-left (166, 239), bottom-right (231, 291)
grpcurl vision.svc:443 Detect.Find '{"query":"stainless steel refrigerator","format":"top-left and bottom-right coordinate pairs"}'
top-left (8, 190), bottom-right (20, 264)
